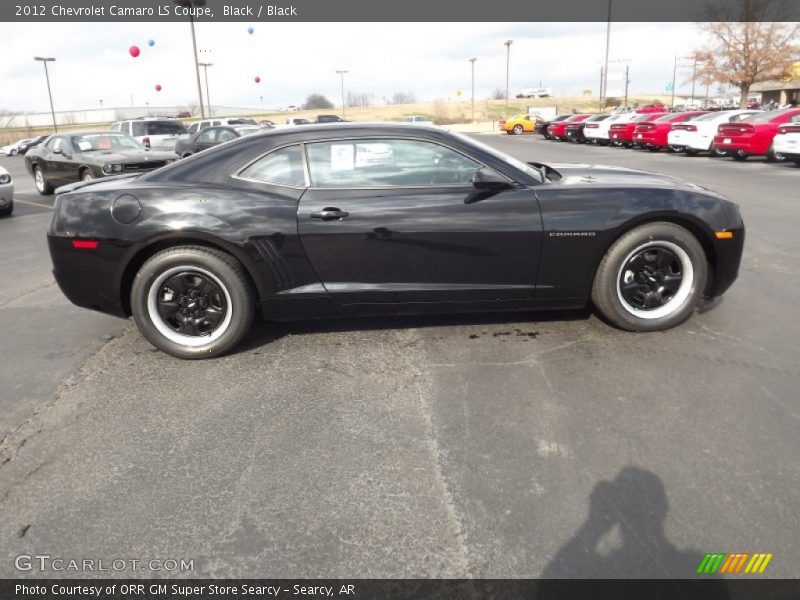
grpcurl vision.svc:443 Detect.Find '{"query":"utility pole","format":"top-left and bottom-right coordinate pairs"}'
top-left (336, 70), bottom-right (348, 119)
top-left (624, 64), bottom-right (630, 108)
top-left (671, 55), bottom-right (678, 107)
top-left (174, 0), bottom-right (207, 118)
top-left (601, 0), bottom-right (612, 110)
top-left (690, 55), bottom-right (698, 105)
top-left (469, 57), bottom-right (477, 122)
top-left (599, 66), bottom-right (604, 111)
top-left (34, 57), bottom-right (57, 132)
top-left (504, 40), bottom-right (513, 117)
top-left (199, 62), bottom-right (213, 117)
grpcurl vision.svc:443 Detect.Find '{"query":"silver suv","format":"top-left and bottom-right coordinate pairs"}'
top-left (110, 119), bottom-right (188, 150)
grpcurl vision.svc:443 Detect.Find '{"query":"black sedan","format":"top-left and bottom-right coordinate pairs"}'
top-left (173, 125), bottom-right (261, 158)
top-left (25, 132), bottom-right (177, 195)
top-left (18, 135), bottom-right (49, 155)
top-left (47, 123), bottom-right (744, 359)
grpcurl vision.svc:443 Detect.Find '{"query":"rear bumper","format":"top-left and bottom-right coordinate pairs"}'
top-left (713, 135), bottom-right (767, 155)
top-left (48, 235), bottom-right (129, 318)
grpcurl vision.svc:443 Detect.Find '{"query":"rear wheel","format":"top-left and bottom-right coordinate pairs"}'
top-left (732, 150), bottom-right (748, 161)
top-left (81, 169), bottom-right (95, 181)
top-left (131, 246), bottom-right (255, 359)
top-left (33, 166), bottom-right (53, 195)
top-left (766, 144), bottom-right (785, 162)
top-left (512, 125), bottom-right (523, 135)
top-left (591, 222), bottom-right (708, 332)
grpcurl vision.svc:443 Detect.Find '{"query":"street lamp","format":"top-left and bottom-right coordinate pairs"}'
top-left (34, 57), bottom-right (57, 132)
top-left (504, 40), bottom-right (513, 116)
top-left (601, 0), bottom-right (613, 110)
top-left (174, 0), bottom-right (207, 118)
top-left (336, 70), bottom-right (348, 119)
top-left (469, 58), bottom-right (477, 122)
top-left (198, 62), bottom-right (213, 117)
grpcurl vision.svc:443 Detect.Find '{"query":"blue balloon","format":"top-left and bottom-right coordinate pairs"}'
top-left (247, 27), bottom-right (254, 34)
top-left (148, 39), bottom-right (155, 46)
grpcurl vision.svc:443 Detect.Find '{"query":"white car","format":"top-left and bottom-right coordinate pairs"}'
top-left (667, 109), bottom-right (761, 155)
top-left (111, 119), bottom-right (188, 150)
top-left (772, 123), bottom-right (800, 165)
top-left (516, 87), bottom-right (553, 98)
top-left (584, 112), bottom-right (636, 145)
top-left (0, 166), bottom-right (13, 216)
top-left (2, 139), bottom-right (32, 157)
top-left (403, 115), bottom-right (431, 124)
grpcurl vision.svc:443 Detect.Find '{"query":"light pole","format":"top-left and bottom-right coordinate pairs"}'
top-left (336, 70), bottom-right (348, 119)
top-left (504, 40), bottom-right (513, 116)
top-left (174, 0), bottom-right (206, 118)
top-left (198, 62), bottom-right (213, 116)
top-left (601, 0), bottom-right (612, 110)
top-left (34, 57), bottom-right (57, 132)
top-left (99, 99), bottom-right (103, 109)
top-left (469, 57), bottom-right (477, 122)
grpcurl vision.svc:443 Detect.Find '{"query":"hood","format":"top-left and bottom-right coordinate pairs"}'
top-left (530, 162), bottom-right (724, 197)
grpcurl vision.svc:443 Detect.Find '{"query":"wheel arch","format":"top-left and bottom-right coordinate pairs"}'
top-left (118, 233), bottom-right (265, 317)
top-left (601, 212), bottom-right (718, 295)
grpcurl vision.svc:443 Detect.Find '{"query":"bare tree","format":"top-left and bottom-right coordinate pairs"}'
top-left (490, 87), bottom-right (506, 100)
top-left (695, 0), bottom-right (800, 107)
top-left (389, 92), bottom-right (416, 105)
top-left (346, 92), bottom-right (374, 108)
top-left (302, 93), bottom-right (334, 110)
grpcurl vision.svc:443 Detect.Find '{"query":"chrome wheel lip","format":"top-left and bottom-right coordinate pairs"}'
top-left (615, 240), bottom-right (694, 320)
top-left (147, 265), bottom-right (233, 347)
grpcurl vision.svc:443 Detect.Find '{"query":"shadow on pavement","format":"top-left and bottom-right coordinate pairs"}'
top-left (537, 467), bottom-right (729, 598)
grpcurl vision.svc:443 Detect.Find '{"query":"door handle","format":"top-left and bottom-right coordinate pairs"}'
top-left (310, 208), bottom-right (349, 220)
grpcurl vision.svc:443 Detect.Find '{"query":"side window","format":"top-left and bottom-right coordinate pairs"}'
top-left (132, 122), bottom-right (146, 136)
top-left (198, 129), bottom-right (217, 143)
top-left (187, 123), bottom-right (198, 134)
top-left (110, 122), bottom-right (122, 132)
top-left (47, 137), bottom-right (64, 152)
top-left (217, 129), bottom-right (238, 143)
top-left (791, 114), bottom-right (800, 123)
top-left (199, 122), bottom-right (210, 131)
top-left (212, 120), bottom-right (222, 126)
top-left (306, 139), bottom-right (481, 188)
top-left (238, 145), bottom-right (306, 187)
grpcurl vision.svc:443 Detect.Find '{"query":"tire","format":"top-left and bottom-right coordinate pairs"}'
top-left (731, 151), bottom-right (747, 161)
top-left (81, 169), bottom-right (95, 181)
top-left (33, 166), bottom-right (54, 195)
top-left (512, 125), bottom-right (523, 135)
top-left (766, 144), bottom-right (785, 163)
top-left (0, 201), bottom-right (12, 217)
top-left (591, 222), bottom-right (708, 332)
top-left (793, 159), bottom-right (800, 167)
top-left (182, 152), bottom-right (193, 159)
top-left (131, 246), bottom-right (255, 359)
top-left (10, 149), bottom-right (17, 157)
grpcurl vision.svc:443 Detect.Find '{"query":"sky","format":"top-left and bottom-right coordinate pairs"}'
top-left (0, 21), bottom-right (714, 113)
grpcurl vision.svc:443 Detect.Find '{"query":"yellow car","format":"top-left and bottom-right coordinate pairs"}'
top-left (500, 114), bottom-right (540, 135)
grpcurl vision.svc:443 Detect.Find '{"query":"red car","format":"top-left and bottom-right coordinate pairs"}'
top-left (632, 111), bottom-right (708, 151)
top-left (636, 103), bottom-right (670, 114)
top-left (713, 108), bottom-right (800, 161)
top-left (547, 114), bottom-right (591, 141)
top-left (609, 114), bottom-right (664, 147)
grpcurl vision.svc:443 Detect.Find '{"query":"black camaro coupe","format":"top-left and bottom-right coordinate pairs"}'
top-left (47, 123), bottom-right (744, 358)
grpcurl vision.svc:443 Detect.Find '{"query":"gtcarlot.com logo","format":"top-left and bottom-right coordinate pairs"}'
top-left (697, 552), bottom-right (773, 574)
top-left (14, 554), bottom-right (194, 572)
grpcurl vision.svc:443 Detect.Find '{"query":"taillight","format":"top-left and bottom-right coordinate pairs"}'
top-left (499, 120), bottom-right (506, 126)
top-left (72, 240), bottom-right (99, 249)
top-left (142, 136), bottom-right (151, 148)
top-left (674, 124), bottom-right (697, 131)
top-left (777, 127), bottom-right (788, 134)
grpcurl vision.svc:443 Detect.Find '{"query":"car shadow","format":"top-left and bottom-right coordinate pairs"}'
top-left (235, 307), bottom-right (593, 354)
top-left (536, 467), bottom-right (730, 598)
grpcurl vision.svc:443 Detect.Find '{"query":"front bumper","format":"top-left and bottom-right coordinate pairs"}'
top-left (709, 226), bottom-right (745, 298)
top-left (0, 181), bottom-right (13, 207)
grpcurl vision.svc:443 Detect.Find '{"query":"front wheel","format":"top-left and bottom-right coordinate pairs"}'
top-left (512, 125), bottom-right (523, 135)
top-left (131, 246), bottom-right (255, 359)
top-left (33, 166), bottom-right (53, 195)
top-left (591, 222), bottom-right (708, 332)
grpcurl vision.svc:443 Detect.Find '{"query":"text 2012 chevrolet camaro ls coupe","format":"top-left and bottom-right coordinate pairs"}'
top-left (47, 124), bottom-right (745, 359)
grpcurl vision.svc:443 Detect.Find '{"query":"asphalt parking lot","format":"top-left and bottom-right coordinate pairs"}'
top-left (0, 136), bottom-right (798, 579)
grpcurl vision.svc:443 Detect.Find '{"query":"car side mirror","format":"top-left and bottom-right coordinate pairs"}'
top-left (53, 147), bottom-right (63, 155)
top-left (473, 167), bottom-right (512, 191)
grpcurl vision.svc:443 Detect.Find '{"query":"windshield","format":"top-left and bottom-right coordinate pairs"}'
top-left (744, 109), bottom-right (797, 123)
top-left (451, 131), bottom-right (544, 184)
top-left (71, 133), bottom-right (142, 152)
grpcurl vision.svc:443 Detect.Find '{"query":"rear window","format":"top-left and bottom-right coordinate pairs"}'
top-left (744, 110), bottom-right (798, 123)
top-left (145, 121), bottom-right (188, 135)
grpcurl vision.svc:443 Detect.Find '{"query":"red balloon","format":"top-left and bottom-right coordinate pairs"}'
top-left (129, 45), bottom-right (140, 58)
top-left (254, 76), bottom-right (261, 83)
top-left (155, 84), bottom-right (162, 92)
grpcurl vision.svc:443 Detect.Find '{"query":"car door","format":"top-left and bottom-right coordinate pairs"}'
top-left (42, 136), bottom-right (74, 184)
top-left (298, 137), bottom-right (543, 304)
top-left (194, 127), bottom-right (221, 152)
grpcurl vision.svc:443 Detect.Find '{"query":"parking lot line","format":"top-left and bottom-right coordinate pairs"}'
top-left (14, 199), bottom-right (54, 210)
